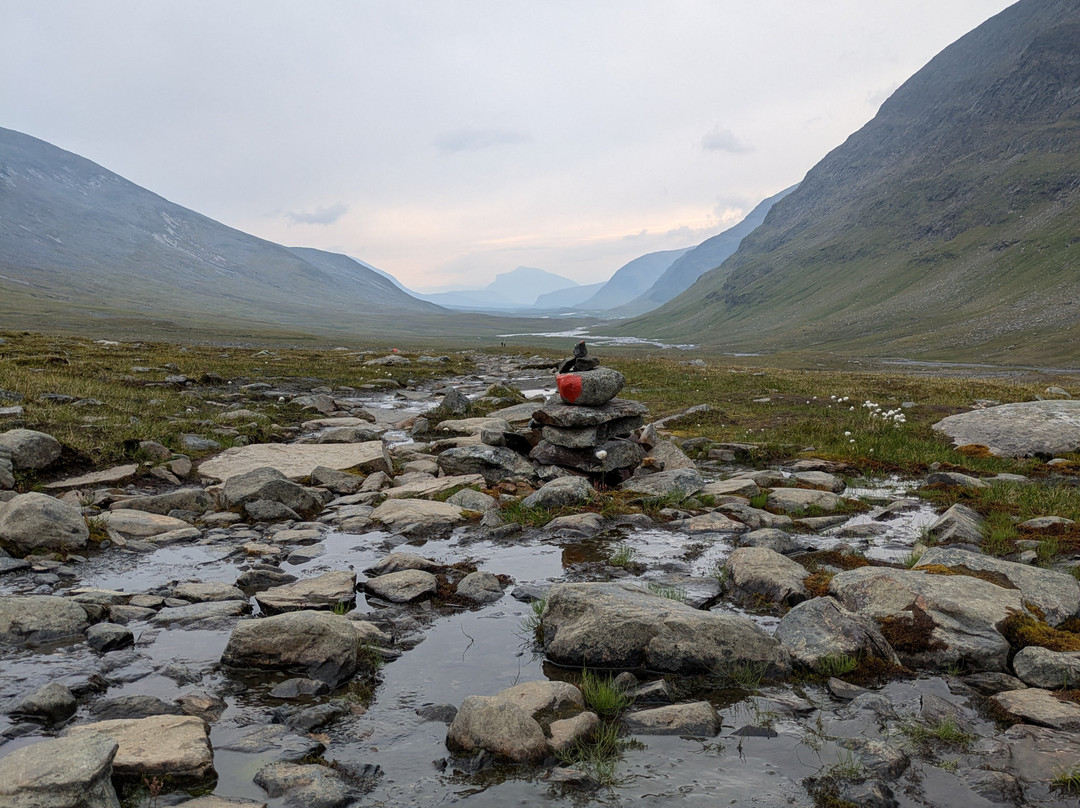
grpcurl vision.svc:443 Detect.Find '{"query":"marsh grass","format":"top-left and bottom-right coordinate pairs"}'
top-left (607, 544), bottom-right (638, 570)
top-left (814, 653), bottom-right (860, 678)
top-left (555, 720), bottom-right (641, 787)
top-left (899, 715), bottom-right (976, 750)
top-left (1052, 766), bottom-right (1080, 793)
top-left (518, 597), bottom-right (547, 645)
top-left (577, 669), bottom-right (632, 717)
top-left (646, 582), bottom-right (688, 602)
top-left (718, 660), bottom-right (769, 692)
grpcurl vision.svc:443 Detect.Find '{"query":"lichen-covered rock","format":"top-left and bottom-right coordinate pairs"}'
top-left (1012, 646), bottom-right (1080, 689)
top-left (223, 466), bottom-right (322, 516)
top-left (0, 735), bottom-right (120, 808)
top-left (932, 400), bottom-right (1080, 457)
top-left (618, 468), bottom-right (704, 500)
top-left (992, 687), bottom-right (1080, 729)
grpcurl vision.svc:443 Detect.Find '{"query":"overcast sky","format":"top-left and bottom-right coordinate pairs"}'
top-left (4, 1), bottom-right (1015, 291)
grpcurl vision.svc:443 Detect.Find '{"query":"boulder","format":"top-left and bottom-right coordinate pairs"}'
top-left (309, 466), bottom-right (365, 494)
top-left (530, 439), bottom-right (646, 474)
top-left (456, 571), bottom-right (506, 604)
top-left (9, 682), bottom-right (77, 725)
top-left (0, 595), bottom-right (89, 647)
top-left (436, 445), bottom-right (535, 485)
top-left (446, 696), bottom-right (549, 763)
top-left (198, 441), bottom-right (391, 481)
top-left (0, 735), bottom-right (120, 808)
top-left (364, 569), bottom-right (438, 603)
top-left (555, 368), bottom-right (625, 406)
top-left (222, 467), bottom-right (322, 516)
top-left (829, 566), bottom-right (1022, 671)
top-left (254, 571), bottom-right (356, 613)
top-left (522, 476), bottom-right (594, 509)
top-left (724, 546), bottom-right (809, 606)
top-left (86, 623), bottom-right (135, 652)
top-left (221, 610), bottom-right (360, 686)
top-left (621, 702), bottom-right (721, 736)
top-left (447, 488), bottom-right (497, 511)
top-left (775, 597), bottom-right (899, 668)
top-left (932, 400), bottom-right (1080, 457)
top-left (364, 552), bottom-right (444, 576)
top-left (619, 468), bottom-right (704, 500)
top-left (925, 503), bottom-right (985, 545)
top-left (254, 762), bottom-right (355, 808)
top-left (0, 428), bottom-right (62, 470)
top-left (1012, 646), bottom-right (1080, 690)
top-left (915, 546), bottom-right (1080, 625)
top-left (541, 581), bottom-right (790, 676)
top-left (370, 498), bottom-right (466, 534)
top-left (64, 715), bottom-right (216, 788)
top-left (0, 492), bottom-right (89, 553)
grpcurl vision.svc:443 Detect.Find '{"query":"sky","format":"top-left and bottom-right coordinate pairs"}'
top-left (3, 1), bottom-right (1016, 292)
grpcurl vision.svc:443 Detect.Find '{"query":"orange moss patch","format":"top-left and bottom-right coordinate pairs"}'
top-left (917, 563), bottom-right (1018, 590)
top-left (998, 611), bottom-right (1080, 652)
top-left (956, 444), bottom-right (996, 459)
top-left (803, 570), bottom-right (835, 599)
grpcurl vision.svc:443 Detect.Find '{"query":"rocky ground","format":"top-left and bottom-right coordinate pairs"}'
top-left (2, 351), bottom-right (1080, 808)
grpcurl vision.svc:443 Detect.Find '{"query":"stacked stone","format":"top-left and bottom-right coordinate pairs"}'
top-left (529, 347), bottom-right (649, 479)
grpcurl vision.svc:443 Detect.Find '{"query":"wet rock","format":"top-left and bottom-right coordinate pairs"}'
top-left (370, 498), bottom-right (466, 534)
top-left (548, 711), bottom-right (600, 753)
top-left (109, 488), bottom-right (213, 516)
top-left (223, 467), bottom-right (322, 517)
top-left (0, 734), bottom-right (120, 808)
top-left (236, 567), bottom-right (297, 590)
top-left (173, 581), bottom-right (247, 603)
top-left (775, 596), bottom-right (899, 668)
top-left (91, 695), bottom-right (184, 720)
top-left (962, 671), bottom-right (1027, 696)
top-left (1012, 646), bottom-right (1080, 689)
top-left (151, 600), bottom-right (249, 629)
top-left (926, 503), bottom-right (985, 544)
top-left (65, 715), bottom-right (216, 788)
top-left (364, 569), bottom-right (438, 603)
top-left (222, 610), bottom-right (361, 686)
top-left (364, 552), bottom-right (444, 576)
top-left (0, 428), bottom-right (62, 470)
top-left (542, 581), bottom-right (790, 676)
top-left (456, 571), bottom-right (506, 604)
top-left (827, 677), bottom-right (869, 700)
top-left (0, 595), bottom-right (89, 647)
top-left (436, 445), bottom-right (535, 485)
top-left (177, 691), bottom-right (227, 723)
top-left (992, 687), bottom-right (1080, 729)
top-left (100, 509), bottom-right (191, 539)
top-left (724, 546), bottom-right (808, 606)
top-left (963, 769), bottom-right (1024, 805)
top-left (417, 703), bottom-right (459, 723)
top-left (255, 570), bottom-right (357, 613)
top-left (270, 678), bottom-right (331, 699)
top-left (619, 468), bottom-right (704, 499)
top-left (522, 476), bottom-right (594, 509)
top-left (622, 702), bottom-right (721, 736)
top-left (839, 738), bottom-right (909, 779)
top-left (177, 797), bottom-right (266, 808)
top-left (0, 492), bottom-right (90, 553)
top-left (544, 511), bottom-right (608, 536)
top-left (216, 724), bottom-right (325, 763)
top-left (765, 487), bottom-right (845, 513)
top-left (108, 604), bottom-right (158, 624)
top-left (932, 400), bottom-right (1080, 457)
top-left (10, 682), bottom-right (77, 725)
top-left (915, 545), bottom-right (1080, 626)
top-left (199, 441), bottom-right (391, 482)
top-left (254, 761), bottom-right (355, 808)
top-left (829, 566), bottom-right (1022, 671)
top-left (86, 623), bottom-right (135, 652)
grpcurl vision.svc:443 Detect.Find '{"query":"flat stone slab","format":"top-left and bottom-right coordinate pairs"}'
top-left (766, 487), bottom-right (845, 513)
top-left (101, 509), bottom-right (191, 538)
top-left (933, 400), bottom-right (1080, 457)
top-left (991, 688), bottom-right (1080, 729)
top-left (0, 735), bottom-right (120, 808)
top-left (65, 715), bottom-right (216, 787)
top-left (255, 570), bottom-right (357, 613)
top-left (198, 441), bottom-right (391, 482)
top-left (532, 398), bottom-right (649, 428)
top-left (385, 473), bottom-right (485, 499)
top-left (370, 498), bottom-right (466, 533)
top-left (43, 464), bottom-right (140, 490)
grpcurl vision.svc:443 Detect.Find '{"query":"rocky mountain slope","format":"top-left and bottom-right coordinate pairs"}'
top-left (620, 0), bottom-right (1080, 365)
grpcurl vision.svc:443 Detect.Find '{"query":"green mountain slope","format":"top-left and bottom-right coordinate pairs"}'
top-left (619, 0), bottom-right (1080, 365)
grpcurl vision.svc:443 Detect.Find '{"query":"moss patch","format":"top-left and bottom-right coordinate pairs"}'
top-left (878, 602), bottom-right (948, 655)
top-left (998, 611), bottom-right (1080, 652)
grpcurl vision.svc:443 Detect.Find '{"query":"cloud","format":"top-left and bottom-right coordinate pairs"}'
top-left (701, 126), bottom-right (752, 154)
top-left (434, 128), bottom-right (531, 154)
top-left (285, 202), bottom-right (350, 225)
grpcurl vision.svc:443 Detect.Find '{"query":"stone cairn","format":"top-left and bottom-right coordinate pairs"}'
top-left (528, 341), bottom-right (649, 483)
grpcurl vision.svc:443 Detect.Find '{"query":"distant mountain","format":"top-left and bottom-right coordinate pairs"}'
top-left (611, 186), bottom-right (795, 317)
top-left (416, 266), bottom-right (580, 311)
top-left (576, 248), bottom-right (690, 313)
top-left (619, 0), bottom-right (1080, 365)
top-left (0, 127), bottom-right (441, 332)
top-left (532, 281), bottom-right (606, 311)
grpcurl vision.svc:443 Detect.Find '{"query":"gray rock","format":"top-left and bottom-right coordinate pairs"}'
top-left (0, 735), bottom-right (120, 808)
top-left (223, 466), bottom-right (322, 516)
top-left (829, 566), bottom-right (1022, 671)
top-left (370, 498), bottom-right (466, 535)
top-left (1012, 646), bottom-right (1080, 690)
top-left (109, 488), bottom-right (213, 516)
top-left (198, 441), bottom-right (391, 482)
top-left (838, 737), bottom-right (909, 779)
top-left (150, 600), bottom-right (249, 629)
top-left (86, 623), bottom-right (135, 652)
top-left (221, 610), bottom-right (361, 686)
top-left (718, 503), bottom-right (794, 530)
top-left (173, 581), bottom-right (247, 603)
top-left (309, 465), bottom-right (365, 494)
top-left (216, 723), bottom-right (325, 762)
top-left (0, 595), bottom-right (89, 647)
top-left (926, 503), bottom-right (985, 545)
top-left (0, 454), bottom-right (12, 490)
top-left (700, 478), bottom-right (761, 498)
top-left (0, 492), bottom-right (90, 553)
top-left (738, 528), bottom-right (801, 554)
top-left (556, 367), bottom-right (625, 406)
top-left (364, 552), bottom-right (444, 576)
top-left (671, 510), bottom-right (749, 534)
top-left (533, 398), bottom-right (649, 428)
top-left (254, 571), bottom-right (356, 614)
top-left (775, 596), bottom-right (899, 668)
top-left (963, 769), bottom-right (1024, 805)
top-left (10, 682), bottom-right (77, 725)
top-left (794, 471), bottom-right (846, 493)
top-left (925, 470), bottom-right (990, 488)
top-left (436, 445), bottom-right (535, 485)
top-left (765, 487), bottom-right (845, 513)
top-left (64, 715), bottom-right (216, 788)
top-left (542, 581), bottom-right (790, 676)
top-left (314, 425), bottom-right (386, 443)
top-left (961, 671), bottom-right (1027, 696)
top-left (522, 476), bottom-right (594, 509)
top-left (447, 488), bottom-right (497, 511)
top-left (619, 468), bottom-right (704, 499)
top-left (446, 696), bottom-right (549, 763)
top-left (91, 695), bottom-right (183, 720)
top-left (245, 500), bottom-right (301, 522)
top-left (915, 546), bottom-right (1080, 625)
top-left (530, 438), bottom-right (646, 474)
top-left (992, 687), bottom-right (1080, 729)
top-left (0, 428), bottom-right (62, 470)
top-left (385, 472), bottom-right (485, 500)
top-left (269, 677), bottom-right (331, 699)
top-left (725, 546), bottom-right (808, 606)
top-left (100, 509), bottom-right (191, 539)
top-left (540, 415), bottom-right (645, 449)
top-left (456, 571), bottom-right (506, 604)
top-left (254, 762), bottom-right (355, 808)
top-left (933, 400), bottom-right (1080, 457)
top-left (181, 434), bottom-right (222, 451)
top-left (364, 569), bottom-right (438, 603)
top-left (621, 701), bottom-right (721, 736)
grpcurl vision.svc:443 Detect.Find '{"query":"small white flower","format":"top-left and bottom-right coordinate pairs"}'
top-left (844, 431), bottom-right (852, 436)
top-left (594, 449), bottom-right (608, 460)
